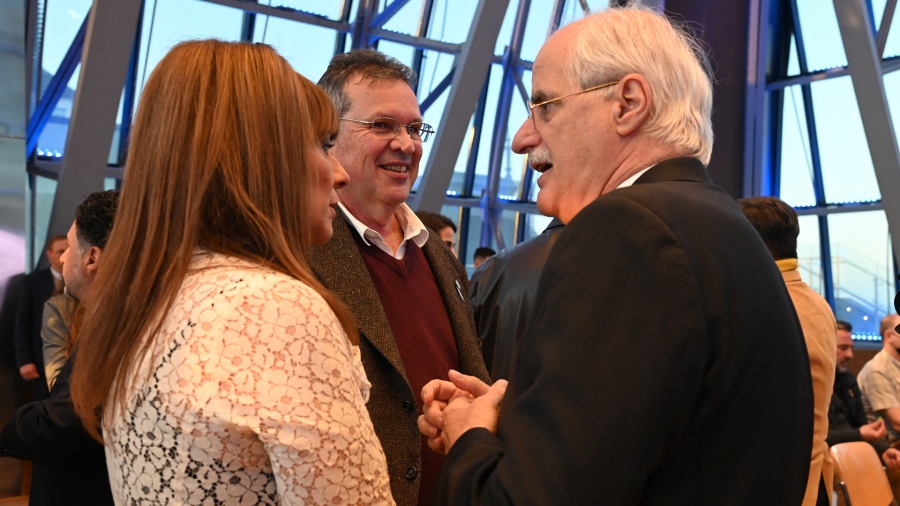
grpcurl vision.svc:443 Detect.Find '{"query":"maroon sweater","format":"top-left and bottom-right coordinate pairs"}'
top-left (357, 237), bottom-right (460, 506)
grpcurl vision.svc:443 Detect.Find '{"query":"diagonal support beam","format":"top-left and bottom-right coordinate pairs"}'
top-left (44, 0), bottom-right (142, 244)
top-left (418, 67), bottom-right (454, 114)
top-left (410, 0), bottom-right (510, 213)
top-left (369, 0), bottom-right (411, 29)
top-left (876, 0), bottom-right (897, 56)
top-left (833, 0), bottom-right (900, 266)
top-left (25, 11), bottom-right (88, 157)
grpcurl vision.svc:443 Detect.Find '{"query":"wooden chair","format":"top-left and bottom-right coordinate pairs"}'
top-left (831, 441), bottom-right (898, 506)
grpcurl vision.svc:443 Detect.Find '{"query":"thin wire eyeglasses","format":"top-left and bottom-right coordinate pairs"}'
top-left (339, 117), bottom-right (436, 142)
top-left (527, 81), bottom-right (620, 125)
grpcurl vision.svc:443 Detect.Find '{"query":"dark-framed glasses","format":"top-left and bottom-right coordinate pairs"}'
top-left (527, 81), bottom-right (619, 125)
top-left (339, 116), bottom-right (435, 142)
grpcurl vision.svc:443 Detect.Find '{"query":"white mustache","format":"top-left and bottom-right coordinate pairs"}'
top-left (528, 150), bottom-right (551, 168)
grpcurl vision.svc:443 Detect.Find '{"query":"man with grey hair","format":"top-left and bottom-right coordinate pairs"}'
top-left (418, 6), bottom-right (812, 504)
top-left (859, 313), bottom-right (900, 435)
top-left (309, 50), bottom-right (488, 506)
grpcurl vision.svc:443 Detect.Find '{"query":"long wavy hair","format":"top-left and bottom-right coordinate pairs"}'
top-left (71, 40), bottom-right (357, 440)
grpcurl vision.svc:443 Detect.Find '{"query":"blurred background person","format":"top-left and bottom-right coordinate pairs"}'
top-left (0, 189), bottom-right (119, 506)
top-left (70, 41), bottom-right (393, 505)
top-left (471, 247), bottom-right (495, 269)
top-left (827, 320), bottom-right (900, 505)
top-left (14, 235), bottom-right (66, 401)
top-left (416, 211), bottom-right (458, 258)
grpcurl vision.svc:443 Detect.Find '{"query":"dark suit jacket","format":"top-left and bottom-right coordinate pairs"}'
top-left (0, 353), bottom-right (113, 505)
top-left (308, 211), bottom-right (488, 506)
top-left (435, 158), bottom-right (813, 505)
top-left (14, 269), bottom-right (55, 400)
top-left (14, 268), bottom-right (55, 371)
top-left (469, 219), bottom-right (564, 379)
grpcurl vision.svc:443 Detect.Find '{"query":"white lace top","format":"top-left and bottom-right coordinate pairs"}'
top-left (103, 251), bottom-right (394, 505)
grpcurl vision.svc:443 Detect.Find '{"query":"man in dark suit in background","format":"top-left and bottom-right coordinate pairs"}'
top-left (309, 49), bottom-right (488, 506)
top-left (14, 235), bottom-right (67, 401)
top-left (1, 190), bottom-right (119, 506)
top-left (419, 6), bottom-right (813, 505)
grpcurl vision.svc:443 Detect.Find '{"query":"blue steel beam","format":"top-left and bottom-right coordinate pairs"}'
top-left (25, 10), bottom-right (88, 157)
top-left (369, 0), bottom-right (411, 29)
top-left (418, 67), bottom-right (454, 114)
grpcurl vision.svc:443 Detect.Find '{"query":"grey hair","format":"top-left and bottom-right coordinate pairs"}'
top-left (566, 5), bottom-right (714, 165)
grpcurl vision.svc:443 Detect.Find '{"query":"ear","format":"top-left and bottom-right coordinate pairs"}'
top-left (610, 73), bottom-right (653, 137)
top-left (83, 246), bottom-right (103, 279)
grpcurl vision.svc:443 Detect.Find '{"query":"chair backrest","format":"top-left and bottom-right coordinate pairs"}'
top-left (831, 441), bottom-right (895, 506)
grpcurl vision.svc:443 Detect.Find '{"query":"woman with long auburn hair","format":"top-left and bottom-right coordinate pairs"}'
top-left (70, 40), bottom-right (394, 505)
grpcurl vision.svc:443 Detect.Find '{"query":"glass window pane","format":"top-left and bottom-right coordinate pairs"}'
top-left (380, 0), bottom-right (425, 36)
top-left (558, 0), bottom-right (609, 29)
top-left (787, 34), bottom-right (801, 77)
top-left (829, 211), bottom-right (893, 338)
top-left (463, 206), bottom-right (484, 274)
top-left (871, 0), bottom-right (900, 58)
top-left (777, 86), bottom-right (816, 207)
top-left (794, 0), bottom-right (848, 71)
top-left (30, 176), bottom-right (58, 269)
top-left (40, 0), bottom-right (92, 90)
top-left (886, 69), bottom-right (900, 149)
top-left (519, 0), bottom-right (556, 62)
top-left (36, 67), bottom-right (79, 158)
top-left (253, 16), bottom-right (339, 81)
top-left (134, 0), bottom-right (244, 107)
top-left (797, 215), bottom-right (823, 295)
top-left (493, 1), bottom-right (518, 56)
top-left (810, 76), bottom-right (880, 203)
top-left (524, 212), bottom-right (553, 241)
top-left (428, 0), bottom-right (477, 43)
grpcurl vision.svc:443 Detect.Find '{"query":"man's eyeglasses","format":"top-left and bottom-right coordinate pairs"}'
top-left (340, 117), bottom-right (435, 142)
top-left (527, 81), bottom-right (619, 125)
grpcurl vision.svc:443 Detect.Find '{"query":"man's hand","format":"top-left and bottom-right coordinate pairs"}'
top-left (440, 378), bottom-right (507, 453)
top-left (419, 370), bottom-right (495, 454)
top-left (19, 363), bottom-right (39, 381)
top-left (883, 448), bottom-right (900, 471)
top-left (860, 418), bottom-right (887, 442)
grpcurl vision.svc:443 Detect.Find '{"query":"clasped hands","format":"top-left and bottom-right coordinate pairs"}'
top-left (417, 369), bottom-right (508, 454)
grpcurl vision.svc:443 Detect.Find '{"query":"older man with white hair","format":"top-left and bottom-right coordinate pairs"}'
top-left (418, 5), bottom-right (813, 505)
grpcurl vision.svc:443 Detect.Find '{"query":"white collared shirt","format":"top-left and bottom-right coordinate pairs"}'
top-left (339, 202), bottom-right (429, 259)
top-left (50, 267), bottom-right (61, 282)
top-left (616, 166), bottom-right (654, 189)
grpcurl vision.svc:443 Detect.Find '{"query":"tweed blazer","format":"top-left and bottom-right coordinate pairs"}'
top-left (308, 211), bottom-right (488, 506)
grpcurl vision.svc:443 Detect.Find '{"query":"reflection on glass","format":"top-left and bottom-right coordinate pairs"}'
top-left (828, 211), bottom-right (892, 337)
top-left (253, 16), bottom-right (338, 81)
top-left (777, 86), bottom-right (815, 207)
top-left (796, 215), bottom-right (823, 295)
top-left (794, 0), bottom-right (847, 71)
top-left (380, 0), bottom-right (425, 35)
top-left (810, 77), bottom-right (880, 204)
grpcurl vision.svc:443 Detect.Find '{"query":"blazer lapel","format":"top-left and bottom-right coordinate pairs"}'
top-left (307, 215), bottom-right (409, 382)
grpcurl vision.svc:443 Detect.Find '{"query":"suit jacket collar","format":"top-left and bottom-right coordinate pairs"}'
top-left (309, 213), bottom-right (410, 380)
top-left (632, 157), bottom-right (711, 186)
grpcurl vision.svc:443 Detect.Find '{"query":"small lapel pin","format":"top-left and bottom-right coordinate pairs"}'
top-left (455, 280), bottom-right (465, 302)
